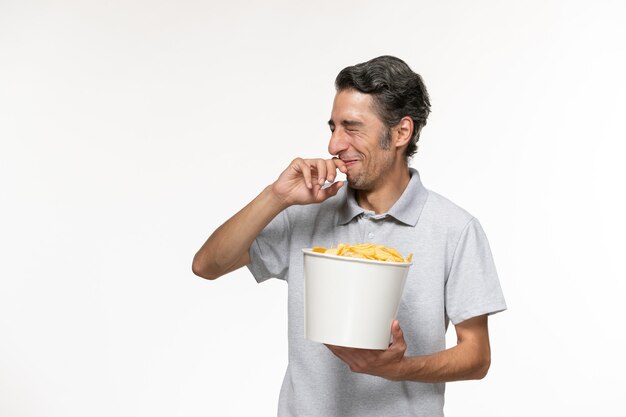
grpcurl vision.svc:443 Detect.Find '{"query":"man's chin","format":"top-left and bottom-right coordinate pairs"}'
top-left (346, 176), bottom-right (371, 191)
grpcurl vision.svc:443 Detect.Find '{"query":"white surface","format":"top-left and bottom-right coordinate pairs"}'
top-left (1, 1), bottom-right (625, 416)
top-left (303, 249), bottom-right (410, 349)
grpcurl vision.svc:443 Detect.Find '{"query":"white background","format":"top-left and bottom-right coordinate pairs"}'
top-left (1, 1), bottom-right (625, 416)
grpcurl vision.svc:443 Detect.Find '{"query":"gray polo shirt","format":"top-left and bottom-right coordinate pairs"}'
top-left (247, 168), bottom-right (506, 417)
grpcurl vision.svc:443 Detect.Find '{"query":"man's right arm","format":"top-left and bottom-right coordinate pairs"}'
top-left (191, 185), bottom-right (287, 280)
top-left (192, 158), bottom-right (346, 280)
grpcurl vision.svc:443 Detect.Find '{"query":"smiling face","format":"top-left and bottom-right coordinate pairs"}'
top-left (328, 89), bottom-right (396, 191)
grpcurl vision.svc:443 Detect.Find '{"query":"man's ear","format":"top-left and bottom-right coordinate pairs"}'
top-left (393, 116), bottom-right (414, 149)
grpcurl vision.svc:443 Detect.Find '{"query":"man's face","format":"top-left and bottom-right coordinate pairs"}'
top-left (328, 89), bottom-right (394, 190)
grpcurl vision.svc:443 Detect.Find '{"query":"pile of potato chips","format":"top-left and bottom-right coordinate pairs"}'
top-left (312, 243), bottom-right (412, 263)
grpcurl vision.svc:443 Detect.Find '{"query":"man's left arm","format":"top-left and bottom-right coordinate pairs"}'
top-left (326, 314), bottom-right (491, 383)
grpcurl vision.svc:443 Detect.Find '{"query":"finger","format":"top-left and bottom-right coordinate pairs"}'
top-left (311, 182), bottom-right (323, 199)
top-left (390, 320), bottom-right (406, 350)
top-left (391, 320), bottom-right (402, 341)
top-left (326, 345), bottom-right (363, 371)
top-left (392, 320), bottom-right (400, 332)
top-left (325, 344), bottom-right (348, 361)
top-left (326, 180), bottom-right (344, 196)
top-left (316, 181), bottom-right (343, 202)
top-left (295, 158), bottom-right (313, 189)
top-left (325, 159), bottom-right (338, 183)
top-left (332, 157), bottom-right (347, 174)
top-left (314, 159), bottom-right (327, 186)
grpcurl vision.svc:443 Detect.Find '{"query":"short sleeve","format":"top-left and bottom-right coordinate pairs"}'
top-left (445, 218), bottom-right (507, 324)
top-left (247, 209), bottom-right (291, 283)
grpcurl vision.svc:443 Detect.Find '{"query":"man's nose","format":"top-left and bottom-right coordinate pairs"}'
top-left (328, 130), bottom-right (349, 156)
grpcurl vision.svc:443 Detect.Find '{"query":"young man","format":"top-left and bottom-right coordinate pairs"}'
top-left (193, 56), bottom-right (506, 417)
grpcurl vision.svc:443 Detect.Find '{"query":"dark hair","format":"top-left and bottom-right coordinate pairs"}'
top-left (335, 55), bottom-right (431, 160)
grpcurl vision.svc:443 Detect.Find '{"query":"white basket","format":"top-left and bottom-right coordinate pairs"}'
top-left (303, 248), bottom-right (412, 349)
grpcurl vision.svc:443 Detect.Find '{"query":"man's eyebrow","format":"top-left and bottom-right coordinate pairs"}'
top-left (327, 119), bottom-right (364, 128)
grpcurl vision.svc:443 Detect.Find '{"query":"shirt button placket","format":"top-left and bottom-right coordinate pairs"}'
top-left (362, 211), bottom-right (377, 242)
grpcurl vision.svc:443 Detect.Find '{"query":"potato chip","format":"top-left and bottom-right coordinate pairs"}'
top-left (313, 243), bottom-right (412, 263)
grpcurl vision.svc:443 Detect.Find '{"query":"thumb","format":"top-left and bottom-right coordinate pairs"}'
top-left (391, 320), bottom-right (405, 345)
top-left (316, 181), bottom-right (344, 201)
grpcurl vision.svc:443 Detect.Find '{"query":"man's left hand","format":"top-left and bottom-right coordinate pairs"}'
top-left (325, 320), bottom-right (407, 381)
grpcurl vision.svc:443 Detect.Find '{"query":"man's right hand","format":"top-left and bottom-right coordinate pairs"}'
top-left (192, 157), bottom-right (347, 280)
top-left (271, 158), bottom-right (347, 207)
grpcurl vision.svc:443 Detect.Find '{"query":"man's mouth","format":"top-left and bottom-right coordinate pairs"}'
top-left (341, 158), bottom-right (360, 168)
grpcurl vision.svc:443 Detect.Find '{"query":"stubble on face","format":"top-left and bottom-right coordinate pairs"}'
top-left (347, 127), bottom-right (394, 191)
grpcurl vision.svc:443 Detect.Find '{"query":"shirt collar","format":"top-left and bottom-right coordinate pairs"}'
top-left (337, 168), bottom-right (429, 227)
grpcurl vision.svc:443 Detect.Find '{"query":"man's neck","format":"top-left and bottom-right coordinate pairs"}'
top-left (355, 164), bottom-right (411, 214)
